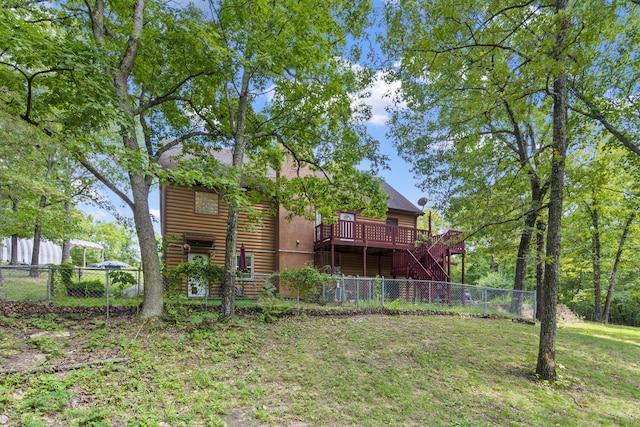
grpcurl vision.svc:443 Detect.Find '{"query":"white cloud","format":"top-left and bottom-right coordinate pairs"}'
top-left (84, 208), bottom-right (111, 221)
top-left (361, 70), bottom-right (405, 127)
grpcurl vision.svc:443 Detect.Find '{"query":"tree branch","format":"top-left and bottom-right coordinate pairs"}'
top-left (569, 87), bottom-right (640, 157)
top-left (77, 157), bottom-right (134, 209)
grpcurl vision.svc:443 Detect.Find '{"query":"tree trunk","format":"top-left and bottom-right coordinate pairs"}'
top-left (61, 240), bottom-right (71, 264)
top-left (536, 0), bottom-right (569, 383)
top-left (510, 219), bottom-right (533, 315)
top-left (221, 74), bottom-right (251, 320)
top-left (587, 203), bottom-right (602, 321)
top-left (0, 200), bottom-right (3, 283)
top-left (10, 235), bottom-right (18, 265)
top-left (30, 154), bottom-right (55, 277)
top-left (61, 202), bottom-right (72, 263)
top-left (535, 220), bottom-right (546, 322)
top-left (510, 184), bottom-right (544, 314)
top-left (29, 194), bottom-right (47, 277)
top-left (105, 0), bottom-right (161, 319)
top-left (132, 173), bottom-right (164, 319)
top-left (10, 199), bottom-right (19, 265)
top-left (222, 206), bottom-right (239, 320)
top-left (603, 210), bottom-right (635, 323)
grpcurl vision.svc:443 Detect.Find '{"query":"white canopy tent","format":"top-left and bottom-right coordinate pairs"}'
top-left (70, 239), bottom-right (105, 266)
top-left (0, 238), bottom-right (104, 266)
top-left (1, 237), bottom-right (62, 265)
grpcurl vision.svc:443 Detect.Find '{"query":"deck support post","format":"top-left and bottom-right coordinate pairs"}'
top-left (363, 246), bottom-right (367, 277)
top-left (461, 253), bottom-right (466, 284)
top-left (331, 244), bottom-right (335, 275)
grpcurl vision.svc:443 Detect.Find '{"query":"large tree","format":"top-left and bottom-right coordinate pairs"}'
top-left (563, 145), bottom-right (639, 322)
top-left (3, 1), bottom-right (226, 317)
top-left (2, 0), bottom-right (386, 319)
top-left (382, 0), bottom-right (588, 381)
top-left (164, 0), bottom-right (387, 319)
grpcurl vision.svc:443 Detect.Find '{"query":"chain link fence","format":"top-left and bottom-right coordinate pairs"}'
top-left (321, 276), bottom-right (536, 321)
top-left (1, 266), bottom-right (536, 321)
top-left (0, 265), bottom-right (143, 316)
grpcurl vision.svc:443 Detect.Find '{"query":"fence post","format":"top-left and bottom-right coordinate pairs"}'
top-left (47, 266), bottom-right (54, 300)
top-left (381, 277), bottom-right (385, 307)
top-left (356, 275), bottom-right (360, 307)
top-left (483, 288), bottom-right (488, 313)
top-left (532, 290), bottom-right (537, 322)
top-left (105, 270), bottom-right (110, 319)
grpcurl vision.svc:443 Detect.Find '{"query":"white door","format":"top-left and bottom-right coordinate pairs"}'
top-left (187, 252), bottom-right (209, 297)
top-left (339, 212), bottom-right (355, 241)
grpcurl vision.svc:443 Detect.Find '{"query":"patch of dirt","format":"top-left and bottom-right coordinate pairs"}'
top-left (0, 300), bottom-right (141, 318)
top-left (225, 406), bottom-right (265, 427)
top-left (2, 350), bottom-right (47, 373)
top-left (0, 304), bottom-right (130, 375)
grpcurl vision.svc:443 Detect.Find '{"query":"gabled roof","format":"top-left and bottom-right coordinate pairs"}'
top-left (380, 181), bottom-right (423, 216)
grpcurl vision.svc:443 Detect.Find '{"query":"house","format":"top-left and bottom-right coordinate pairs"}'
top-left (159, 148), bottom-right (465, 299)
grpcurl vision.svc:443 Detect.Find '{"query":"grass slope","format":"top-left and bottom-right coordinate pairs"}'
top-left (0, 313), bottom-right (638, 426)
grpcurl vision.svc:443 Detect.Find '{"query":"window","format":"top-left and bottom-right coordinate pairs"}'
top-left (386, 218), bottom-right (398, 236)
top-left (235, 253), bottom-right (254, 281)
top-left (195, 191), bottom-right (219, 215)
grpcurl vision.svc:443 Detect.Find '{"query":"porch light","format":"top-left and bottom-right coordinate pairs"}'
top-left (182, 243), bottom-right (191, 254)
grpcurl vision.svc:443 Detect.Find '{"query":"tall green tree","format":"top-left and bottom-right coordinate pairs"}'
top-left (382, 0), bottom-right (601, 381)
top-left (2, 0), bottom-right (385, 319)
top-left (563, 146), bottom-right (639, 322)
top-left (2, 1), bottom-right (217, 317)
top-left (164, 0), bottom-right (387, 319)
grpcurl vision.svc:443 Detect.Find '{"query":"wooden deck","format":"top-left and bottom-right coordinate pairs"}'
top-left (314, 220), bottom-right (464, 253)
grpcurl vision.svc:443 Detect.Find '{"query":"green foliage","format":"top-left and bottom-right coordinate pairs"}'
top-left (21, 375), bottom-right (69, 413)
top-left (188, 312), bottom-right (218, 326)
top-left (271, 266), bottom-right (332, 299)
top-left (163, 259), bottom-right (224, 296)
top-left (256, 299), bottom-right (294, 324)
top-left (256, 279), bottom-right (291, 323)
top-left (475, 271), bottom-right (513, 290)
top-left (26, 314), bottom-right (62, 331)
top-left (63, 408), bottom-right (109, 427)
top-left (31, 336), bottom-right (64, 359)
top-left (108, 271), bottom-right (136, 297)
top-left (66, 280), bottom-right (104, 298)
top-left (0, 315), bottom-right (19, 328)
top-left (571, 289), bottom-right (640, 326)
top-left (71, 218), bottom-right (140, 266)
top-left (56, 263), bottom-right (74, 289)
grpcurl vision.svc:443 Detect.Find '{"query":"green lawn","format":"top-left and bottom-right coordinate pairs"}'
top-left (0, 312), bottom-right (638, 426)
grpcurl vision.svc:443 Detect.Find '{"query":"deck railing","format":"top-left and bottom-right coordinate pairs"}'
top-left (392, 247), bottom-right (449, 282)
top-left (314, 221), bottom-right (431, 247)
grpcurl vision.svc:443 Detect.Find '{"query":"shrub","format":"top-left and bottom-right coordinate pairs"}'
top-left (56, 263), bottom-right (75, 288)
top-left (163, 259), bottom-right (223, 296)
top-left (271, 265), bottom-right (332, 310)
top-left (108, 271), bottom-right (137, 297)
top-left (66, 280), bottom-right (105, 298)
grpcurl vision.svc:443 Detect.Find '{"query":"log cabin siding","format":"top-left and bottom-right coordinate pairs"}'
top-left (162, 185), bottom-right (277, 296)
top-left (326, 252), bottom-right (394, 278)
